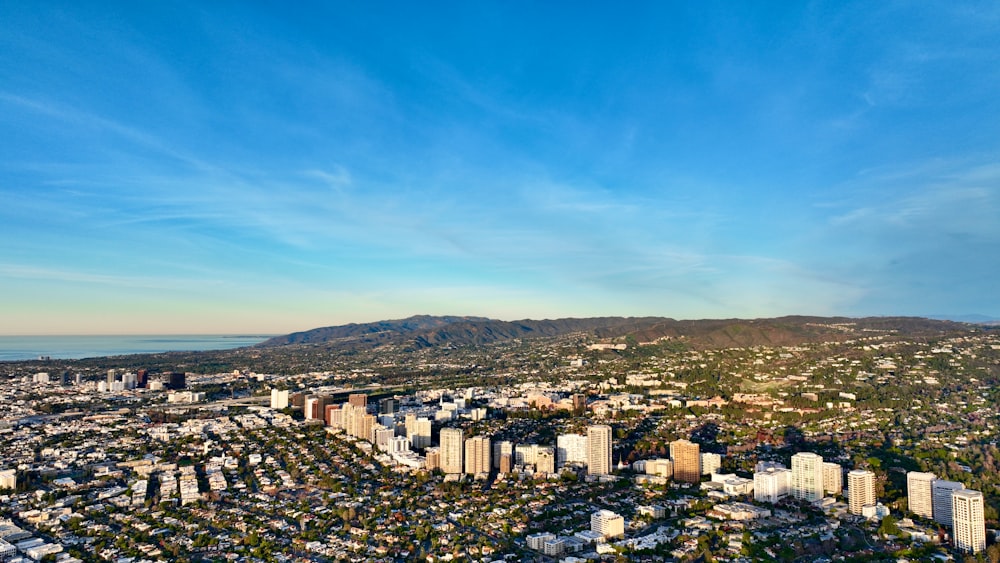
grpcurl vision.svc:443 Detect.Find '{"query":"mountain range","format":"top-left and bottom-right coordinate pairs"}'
top-left (258, 314), bottom-right (977, 352)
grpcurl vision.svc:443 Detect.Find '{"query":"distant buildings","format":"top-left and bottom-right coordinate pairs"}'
top-left (847, 469), bottom-right (875, 515)
top-left (907, 471), bottom-right (936, 519)
top-left (557, 433), bottom-right (588, 467)
top-left (587, 425), bottom-right (612, 476)
top-left (791, 452), bottom-right (824, 502)
top-left (952, 489), bottom-right (986, 554)
top-left (671, 439), bottom-right (700, 484)
top-left (701, 452), bottom-right (721, 476)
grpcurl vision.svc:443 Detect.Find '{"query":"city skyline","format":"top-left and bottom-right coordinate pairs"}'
top-left (2, 2), bottom-right (999, 335)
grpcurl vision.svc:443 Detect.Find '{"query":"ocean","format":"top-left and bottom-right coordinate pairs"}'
top-left (0, 334), bottom-right (273, 362)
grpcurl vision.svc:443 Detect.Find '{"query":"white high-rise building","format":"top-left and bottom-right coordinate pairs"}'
top-left (440, 428), bottom-right (464, 474)
top-left (791, 452), bottom-right (824, 502)
top-left (407, 417), bottom-right (432, 449)
top-left (701, 452), bottom-right (722, 476)
top-left (754, 467), bottom-right (792, 503)
top-left (270, 389), bottom-right (289, 409)
top-left (907, 471), bottom-right (936, 519)
top-left (587, 425), bottom-right (612, 476)
top-left (464, 435), bottom-right (491, 475)
top-left (0, 469), bottom-right (16, 490)
top-left (932, 479), bottom-right (965, 527)
top-left (823, 462), bottom-right (842, 495)
top-left (952, 489), bottom-right (986, 554)
top-left (847, 469), bottom-right (875, 515)
top-left (590, 510), bottom-right (625, 539)
top-left (556, 433), bottom-right (588, 467)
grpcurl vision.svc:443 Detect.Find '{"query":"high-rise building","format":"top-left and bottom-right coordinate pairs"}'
top-left (379, 397), bottom-right (397, 415)
top-left (754, 467), bottom-right (792, 503)
top-left (932, 479), bottom-right (965, 527)
top-left (348, 393), bottom-right (367, 408)
top-left (952, 489), bottom-right (986, 554)
top-left (464, 435), bottom-right (491, 475)
top-left (671, 439), bottom-right (701, 484)
top-left (823, 462), bottom-right (842, 495)
top-left (556, 433), bottom-right (588, 467)
top-left (168, 372), bottom-right (186, 390)
top-left (493, 440), bottom-right (514, 469)
top-left (587, 425), bottom-right (612, 476)
top-left (499, 453), bottom-right (512, 474)
top-left (591, 510), bottom-right (625, 539)
top-left (136, 369), bottom-right (148, 388)
top-left (907, 471), bottom-right (936, 519)
top-left (107, 369), bottom-right (117, 386)
top-left (701, 452), bottom-right (722, 475)
top-left (536, 447), bottom-right (555, 474)
top-left (791, 452), bottom-right (824, 502)
top-left (425, 447), bottom-right (440, 471)
top-left (440, 428), bottom-right (464, 474)
top-left (847, 469), bottom-right (875, 515)
top-left (0, 469), bottom-right (16, 490)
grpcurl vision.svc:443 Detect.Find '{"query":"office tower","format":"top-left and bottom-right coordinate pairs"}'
top-left (791, 452), bottom-right (824, 502)
top-left (590, 510), bottom-right (625, 539)
top-left (933, 480), bottom-right (965, 526)
top-left (587, 425), bottom-right (612, 476)
top-left (168, 372), bottom-right (186, 390)
top-left (701, 452), bottom-right (722, 476)
top-left (304, 396), bottom-right (320, 420)
top-left (440, 428), bottom-right (464, 474)
top-left (464, 435), bottom-right (491, 475)
top-left (107, 369), bottom-right (117, 386)
top-left (847, 469), bottom-right (875, 515)
top-left (907, 471), bottom-right (936, 519)
top-left (290, 392), bottom-right (306, 408)
top-left (572, 393), bottom-right (587, 412)
top-left (952, 489), bottom-right (986, 554)
top-left (348, 393), bottom-right (367, 408)
top-left (671, 439), bottom-right (701, 484)
top-left (823, 462), bottom-right (842, 495)
top-left (60, 371), bottom-right (71, 386)
top-left (406, 417), bottom-right (432, 449)
top-left (136, 369), bottom-right (148, 388)
top-left (325, 405), bottom-right (341, 427)
top-left (379, 397), bottom-right (397, 415)
top-left (754, 467), bottom-right (792, 503)
top-left (557, 434), bottom-right (588, 467)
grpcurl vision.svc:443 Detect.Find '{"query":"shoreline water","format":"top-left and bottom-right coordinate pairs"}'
top-left (0, 334), bottom-right (273, 362)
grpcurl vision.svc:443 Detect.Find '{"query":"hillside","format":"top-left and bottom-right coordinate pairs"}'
top-left (258, 314), bottom-right (971, 352)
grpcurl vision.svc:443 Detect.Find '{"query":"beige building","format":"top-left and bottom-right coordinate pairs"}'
top-left (440, 428), bottom-right (464, 474)
top-left (847, 469), bottom-right (875, 515)
top-left (464, 435), bottom-right (491, 475)
top-left (907, 471), bottom-right (936, 519)
top-left (823, 462), bottom-right (842, 495)
top-left (671, 439), bottom-right (701, 484)
top-left (587, 425), bottom-right (612, 476)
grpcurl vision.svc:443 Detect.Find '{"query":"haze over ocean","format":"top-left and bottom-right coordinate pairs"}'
top-left (1, 2), bottom-right (998, 334)
top-left (0, 335), bottom-right (271, 362)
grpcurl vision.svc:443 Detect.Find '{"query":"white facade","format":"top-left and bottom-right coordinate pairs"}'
top-left (791, 452), bottom-right (824, 502)
top-left (701, 452), bottom-right (722, 476)
top-left (907, 471), bottom-right (936, 519)
top-left (464, 435), bottom-right (491, 475)
top-left (270, 389), bottom-right (289, 409)
top-left (754, 467), bottom-right (791, 503)
top-left (932, 479), bottom-right (965, 526)
top-left (557, 433), bottom-right (588, 467)
top-left (952, 489), bottom-right (986, 554)
top-left (0, 469), bottom-right (15, 490)
top-left (591, 509), bottom-right (625, 539)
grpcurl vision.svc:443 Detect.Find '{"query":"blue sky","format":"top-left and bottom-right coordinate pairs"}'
top-left (2, 2), bottom-right (999, 334)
